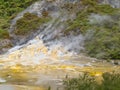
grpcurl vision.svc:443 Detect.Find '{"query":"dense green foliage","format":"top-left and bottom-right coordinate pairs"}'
top-left (85, 13), bottom-right (120, 59)
top-left (65, 0), bottom-right (118, 33)
top-left (64, 72), bottom-right (120, 90)
top-left (64, 73), bottom-right (97, 90)
top-left (64, 0), bottom-right (120, 60)
top-left (0, 0), bottom-right (38, 39)
top-left (14, 12), bottom-right (50, 35)
top-left (0, 0), bottom-right (38, 17)
top-left (0, 29), bottom-right (9, 39)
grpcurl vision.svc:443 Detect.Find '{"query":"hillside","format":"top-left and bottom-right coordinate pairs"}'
top-left (0, 0), bottom-right (120, 60)
top-left (0, 0), bottom-right (120, 90)
top-left (0, 0), bottom-right (38, 53)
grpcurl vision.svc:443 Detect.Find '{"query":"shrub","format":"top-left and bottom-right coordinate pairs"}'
top-left (0, 29), bottom-right (9, 39)
top-left (63, 72), bottom-right (120, 90)
top-left (100, 72), bottom-right (120, 90)
top-left (63, 73), bottom-right (97, 90)
top-left (64, 0), bottom-right (120, 60)
top-left (81, 0), bottom-right (98, 6)
top-left (65, 0), bottom-right (119, 34)
top-left (85, 14), bottom-right (120, 59)
top-left (0, 0), bottom-right (38, 39)
top-left (14, 12), bottom-right (51, 35)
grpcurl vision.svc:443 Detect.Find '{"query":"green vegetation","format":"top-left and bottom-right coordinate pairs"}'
top-left (64, 0), bottom-right (120, 60)
top-left (64, 73), bottom-right (97, 90)
top-left (65, 0), bottom-right (119, 34)
top-left (0, 0), bottom-right (41, 51)
top-left (85, 13), bottom-right (120, 59)
top-left (0, 0), bottom-right (38, 40)
top-left (0, 0), bottom-right (38, 17)
top-left (64, 72), bottom-right (120, 90)
top-left (14, 12), bottom-right (51, 35)
top-left (85, 19), bottom-right (120, 59)
top-left (0, 29), bottom-right (9, 39)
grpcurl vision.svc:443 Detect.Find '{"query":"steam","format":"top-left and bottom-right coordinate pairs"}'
top-left (0, 0), bottom-right (87, 66)
top-left (8, 0), bottom-right (85, 57)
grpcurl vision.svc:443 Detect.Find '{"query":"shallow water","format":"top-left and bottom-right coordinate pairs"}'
top-left (0, 85), bottom-right (46, 90)
top-left (0, 39), bottom-right (119, 90)
top-left (0, 55), bottom-right (120, 90)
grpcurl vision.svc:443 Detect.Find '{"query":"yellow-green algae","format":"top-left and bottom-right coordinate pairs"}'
top-left (0, 60), bottom-right (120, 90)
top-left (0, 63), bottom-right (120, 82)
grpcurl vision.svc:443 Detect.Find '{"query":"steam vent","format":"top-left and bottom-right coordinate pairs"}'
top-left (0, 0), bottom-right (120, 90)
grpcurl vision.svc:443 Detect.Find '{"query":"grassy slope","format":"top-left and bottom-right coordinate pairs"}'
top-left (0, 0), bottom-right (38, 40)
top-left (64, 0), bottom-right (120, 60)
top-left (0, 0), bottom-right (120, 59)
top-left (14, 12), bottom-right (50, 35)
